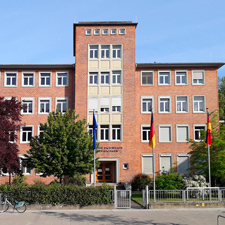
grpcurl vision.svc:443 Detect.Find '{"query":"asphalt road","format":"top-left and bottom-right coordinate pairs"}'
top-left (0, 208), bottom-right (225, 225)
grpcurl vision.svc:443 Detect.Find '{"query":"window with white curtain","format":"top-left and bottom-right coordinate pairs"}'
top-left (142, 154), bottom-right (153, 174)
top-left (176, 125), bottom-right (189, 142)
top-left (159, 125), bottom-right (172, 142)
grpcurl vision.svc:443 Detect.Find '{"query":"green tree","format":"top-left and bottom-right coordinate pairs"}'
top-left (188, 110), bottom-right (225, 186)
top-left (218, 77), bottom-right (225, 120)
top-left (27, 109), bottom-right (96, 183)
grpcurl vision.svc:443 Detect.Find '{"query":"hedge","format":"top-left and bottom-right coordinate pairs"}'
top-left (0, 183), bottom-right (113, 206)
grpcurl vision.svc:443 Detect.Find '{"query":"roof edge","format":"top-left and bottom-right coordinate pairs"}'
top-left (0, 64), bottom-right (75, 70)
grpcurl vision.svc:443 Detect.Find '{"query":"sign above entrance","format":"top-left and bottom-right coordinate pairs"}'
top-left (97, 146), bottom-right (122, 153)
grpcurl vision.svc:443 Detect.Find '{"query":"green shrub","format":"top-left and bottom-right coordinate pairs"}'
top-left (131, 173), bottom-right (151, 191)
top-left (12, 175), bottom-right (27, 186)
top-left (64, 174), bottom-right (86, 186)
top-left (155, 172), bottom-right (184, 190)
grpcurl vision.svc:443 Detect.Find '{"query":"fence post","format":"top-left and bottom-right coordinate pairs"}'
top-left (219, 189), bottom-right (222, 202)
top-left (182, 190), bottom-right (185, 203)
top-left (114, 185), bottom-right (117, 208)
top-left (145, 185), bottom-right (149, 209)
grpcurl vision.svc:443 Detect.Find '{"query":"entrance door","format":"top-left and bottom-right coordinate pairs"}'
top-left (96, 162), bottom-right (113, 182)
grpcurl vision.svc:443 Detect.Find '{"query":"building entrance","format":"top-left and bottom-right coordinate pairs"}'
top-left (96, 162), bottom-right (113, 182)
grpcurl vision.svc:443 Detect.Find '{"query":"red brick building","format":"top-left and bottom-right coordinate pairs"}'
top-left (0, 21), bottom-right (224, 184)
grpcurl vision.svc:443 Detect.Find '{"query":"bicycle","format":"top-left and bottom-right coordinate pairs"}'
top-left (0, 195), bottom-right (27, 213)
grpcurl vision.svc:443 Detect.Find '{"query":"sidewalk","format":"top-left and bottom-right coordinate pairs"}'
top-left (1, 208), bottom-right (225, 225)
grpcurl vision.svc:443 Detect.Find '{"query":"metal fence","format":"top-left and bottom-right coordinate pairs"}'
top-left (146, 187), bottom-right (225, 203)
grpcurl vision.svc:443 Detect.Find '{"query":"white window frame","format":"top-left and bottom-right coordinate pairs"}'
top-left (141, 96), bottom-right (154, 114)
top-left (159, 124), bottom-right (172, 143)
top-left (112, 125), bottom-right (121, 141)
top-left (112, 96), bottom-right (122, 113)
top-left (158, 71), bottom-right (171, 85)
top-left (111, 29), bottom-right (117, 35)
top-left (100, 125), bottom-right (109, 141)
top-left (141, 154), bottom-right (153, 175)
top-left (22, 71), bottom-right (35, 87)
top-left (94, 29), bottom-right (100, 35)
top-left (101, 45), bottom-right (110, 59)
top-left (56, 72), bottom-right (69, 87)
top-left (21, 97), bottom-right (34, 115)
top-left (159, 154), bottom-right (172, 174)
top-left (20, 155), bottom-right (32, 175)
top-left (4, 72), bottom-right (18, 87)
top-left (177, 154), bottom-right (190, 175)
top-left (158, 96), bottom-right (171, 114)
top-left (39, 72), bottom-right (52, 87)
top-left (101, 72), bottom-right (110, 84)
top-left (112, 71), bottom-right (121, 84)
top-left (192, 70), bottom-right (205, 85)
top-left (85, 29), bottom-right (92, 35)
top-left (193, 95), bottom-right (206, 113)
top-left (175, 70), bottom-right (188, 85)
top-left (88, 97), bottom-right (98, 113)
top-left (55, 97), bottom-right (68, 113)
top-left (176, 96), bottom-right (189, 113)
top-left (20, 125), bottom-right (34, 144)
top-left (112, 45), bottom-right (121, 59)
top-left (193, 124), bottom-right (206, 141)
top-left (38, 97), bottom-right (51, 114)
top-left (176, 124), bottom-right (189, 143)
top-left (141, 125), bottom-right (150, 143)
top-left (89, 45), bottom-right (99, 59)
top-left (89, 72), bottom-right (98, 85)
top-left (102, 29), bottom-right (108, 35)
top-left (119, 28), bottom-right (126, 35)
top-left (141, 70), bottom-right (154, 86)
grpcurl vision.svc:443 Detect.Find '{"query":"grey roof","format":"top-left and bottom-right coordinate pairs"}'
top-left (0, 64), bottom-right (75, 70)
top-left (136, 62), bottom-right (225, 69)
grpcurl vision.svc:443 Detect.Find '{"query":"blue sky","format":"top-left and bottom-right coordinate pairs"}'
top-left (0, 0), bottom-right (224, 77)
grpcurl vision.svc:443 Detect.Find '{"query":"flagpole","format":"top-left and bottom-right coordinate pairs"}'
top-left (206, 108), bottom-right (211, 188)
top-left (153, 147), bottom-right (156, 202)
top-left (208, 144), bottom-right (211, 187)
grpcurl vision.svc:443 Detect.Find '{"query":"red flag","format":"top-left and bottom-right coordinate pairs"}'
top-left (205, 109), bottom-right (211, 147)
top-left (149, 112), bottom-right (155, 148)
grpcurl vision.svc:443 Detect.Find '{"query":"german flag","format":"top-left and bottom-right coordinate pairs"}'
top-left (205, 109), bottom-right (211, 147)
top-left (149, 112), bottom-right (155, 148)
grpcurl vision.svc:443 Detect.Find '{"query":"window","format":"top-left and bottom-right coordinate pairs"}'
top-left (94, 29), bottom-right (100, 35)
top-left (176, 96), bottom-right (188, 113)
top-left (101, 72), bottom-right (109, 84)
top-left (89, 72), bottom-right (98, 85)
top-left (112, 125), bottom-right (121, 141)
top-left (158, 71), bottom-right (170, 85)
top-left (100, 125), bottom-right (109, 141)
top-left (112, 96), bottom-right (122, 112)
top-left (159, 154), bottom-right (172, 173)
top-left (193, 96), bottom-right (205, 113)
top-left (177, 154), bottom-right (189, 174)
top-left (88, 97), bottom-right (98, 112)
top-left (176, 125), bottom-right (189, 142)
top-left (101, 45), bottom-right (110, 58)
top-left (141, 71), bottom-right (154, 86)
top-left (141, 125), bottom-right (150, 142)
top-left (119, 28), bottom-right (126, 35)
top-left (141, 96), bottom-right (153, 113)
top-left (123, 163), bottom-right (129, 170)
top-left (56, 72), bottom-right (68, 87)
top-left (85, 29), bottom-right (92, 35)
top-left (89, 125), bottom-right (98, 140)
top-left (56, 97), bottom-right (68, 113)
top-left (21, 97), bottom-right (34, 114)
top-left (5, 72), bottom-right (17, 87)
top-left (100, 97), bottom-right (109, 113)
top-left (39, 72), bottom-right (51, 87)
top-left (159, 96), bottom-right (171, 113)
top-left (112, 71), bottom-right (121, 84)
top-left (142, 154), bottom-right (153, 174)
top-left (20, 126), bottom-right (33, 143)
top-left (37, 126), bottom-right (44, 139)
top-left (192, 70), bottom-right (205, 85)
top-left (20, 157), bottom-right (32, 175)
top-left (175, 71), bottom-right (187, 85)
top-left (194, 125), bottom-right (206, 141)
top-left (111, 29), bottom-right (117, 35)
top-left (102, 29), bottom-right (108, 35)
top-left (22, 72), bottom-right (34, 87)
top-left (159, 125), bottom-right (172, 142)
top-left (8, 131), bottom-right (16, 143)
top-left (89, 45), bottom-right (98, 59)
top-left (38, 97), bottom-right (51, 114)
top-left (112, 45), bottom-right (121, 59)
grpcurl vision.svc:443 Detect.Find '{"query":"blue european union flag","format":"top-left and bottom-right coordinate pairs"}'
top-left (93, 111), bottom-right (98, 150)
